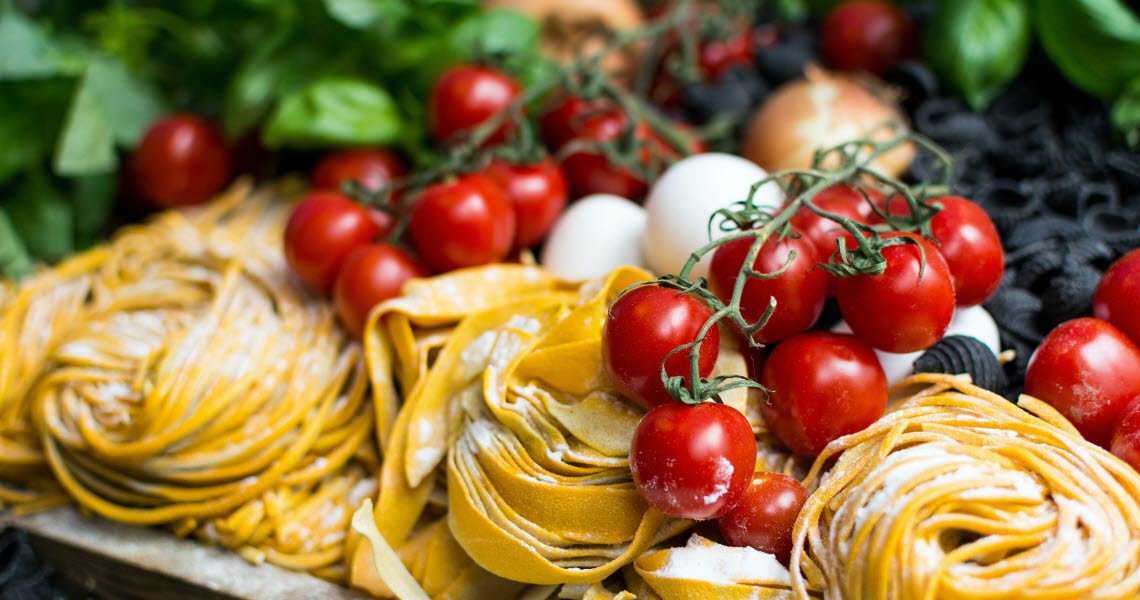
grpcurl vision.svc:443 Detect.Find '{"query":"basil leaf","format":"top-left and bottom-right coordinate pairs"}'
top-left (1035, 0), bottom-right (1140, 100)
top-left (3, 172), bottom-right (74, 262)
top-left (1112, 76), bottom-right (1140, 149)
top-left (925, 0), bottom-right (1030, 110)
top-left (324, 0), bottom-right (410, 32)
top-left (84, 55), bottom-right (165, 147)
top-left (263, 77), bottom-right (402, 148)
top-left (53, 66), bottom-right (116, 176)
top-left (0, 78), bottom-right (72, 185)
top-left (0, 9), bottom-right (83, 80)
top-left (0, 206), bottom-right (34, 281)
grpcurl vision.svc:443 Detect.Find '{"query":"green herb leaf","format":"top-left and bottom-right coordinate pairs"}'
top-left (1112, 76), bottom-right (1140, 149)
top-left (323, 0), bottom-right (410, 32)
top-left (85, 55), bottom-right (166, 147)
top-left (1035, 0), bottom-right (1140, 100)
top-left (53, 66), bottom-right (116, 176)
top-left (0, 206), bottom-right (34, 281)
top-left (925, 0), bottom-right (1030, 111)
top-left (0, 78), bottom-right (72, 185)
top-left (0, 9), bottom-right (83, 80)
top-left (3, 172), bottom-right (74, 262)
top-left (263, 76), bottom-right (402, 148)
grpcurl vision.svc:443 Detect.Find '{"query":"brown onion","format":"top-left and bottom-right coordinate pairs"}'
top-left (742, 66), bottom-right (914, 179)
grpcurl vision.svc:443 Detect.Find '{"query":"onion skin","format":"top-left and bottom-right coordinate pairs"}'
top-left (742, 67), bottom-right (914, 179)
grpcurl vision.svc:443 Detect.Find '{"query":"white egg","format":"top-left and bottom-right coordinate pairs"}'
top-left (642, 153), bottom-right (782, 280)
top-left (540, 194), bottom-right (648, 280)
top-left (832, 306), bottom-right (1003, 386)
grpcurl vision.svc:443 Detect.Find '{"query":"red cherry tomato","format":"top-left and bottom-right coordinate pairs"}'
top-left (485, 159), bottom-right (569, 249)
top-left (925, 196), bottom-right (1004, 306)
top-left (717, 472), bottom-right (808, 563)
top-left (1094, 249), bottom-right (1140, 346)
top-left (630, 402), bottom-right (757, 520)
top-left (760, 331), bottom-right (887, 456)
top-left (311, 148), bottom-right (406, 193)
top-left (561, 110), bottom-right (654, 199)
top-left (1110, 394), bottom-right (1140, 472)
top-left (284, 192), bottom-right (383, 295)
top-left (428, 64), bottom-right (521, 145)
top-left (409, 174), bottom-right (516, 272)
top-left (334, 243), bottom-right (430, 336)
top-left (130, 114), bottom-right (232, 208)
top-left (540, 95), bottom-right (604, 151)
top-left (698, 24), bottom-right (756, 80)
top-left (603, 285), bottom-right (720, 409)
top-left (1026, 318), bottom-right (1140, 447)
top-left (836, 233), bottom-right (955, 353)
top-left (789, 185), bottom-right (879, 256)
top-left (820, 0), bottom-right (918, 76)
top-left (708, 231), bottom-right (829, 344)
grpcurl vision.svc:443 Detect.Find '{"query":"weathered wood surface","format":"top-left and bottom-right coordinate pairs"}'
top-left (5, 507), bottom-right (370, 600)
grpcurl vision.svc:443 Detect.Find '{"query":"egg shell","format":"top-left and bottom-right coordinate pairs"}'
top-left (832, 305), bottom-right (1001, 386)
top-left (642, 153), bottom-right (782, 279)
top-left (540, 193), bottom-right (648, 280)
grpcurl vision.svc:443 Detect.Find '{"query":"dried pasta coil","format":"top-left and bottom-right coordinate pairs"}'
top-left (792, 373), bottom-right (1140, 600)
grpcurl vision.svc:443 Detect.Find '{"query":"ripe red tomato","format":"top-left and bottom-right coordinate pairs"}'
top-left (789, 185), bottom-right (880, 257)
top-left (284, 192), bottom-right (383, 295)
top-left (836, 233), bottom-right (955, 353)
top-left (1026, 318), bottom-right (1140, 447)
top-left (334, 243), bottom-right (430, 336)
top-left (560, 110), bottom-right (654, 199)
top-left (760, 331), bottom-right (887, 456)
top-left (409, 174), bottom-right (515, 272)
top-left (540, 95), bottom-right (603, 151)
top-left (1110, 394), bottom-right (1140, 472)
top-left (1094, 249), bottom-right (1140, 346)
top-left (923, 196), bottom-right (1004, 306)
top-left (485, 159), bottom-right (569, 249)
top-left (603, 285), bottom-right (720, 409)
top-left (820, 0), bottom-right (918, 76)
top-left (708, 231), bottom-right (829, 343)
top-left (630, 402), bottom-right (757, 520)
top-left (311, 148), bottom-right (406, 193)
top-left (130, 114), bottom-right (232, 208)
top-left (717, 472), bottom-right (808, 563)
top-left (698, 24), bottom-right (756, 80)
top-left (428, 64), bottom-right (521, 145)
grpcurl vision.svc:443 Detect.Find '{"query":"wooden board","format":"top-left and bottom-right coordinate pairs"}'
top-left (5, 507), bottom-right (370, 600)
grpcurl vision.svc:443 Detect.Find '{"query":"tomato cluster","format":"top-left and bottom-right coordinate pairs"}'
top-left (1026, 250), bottom-right (1140, 468)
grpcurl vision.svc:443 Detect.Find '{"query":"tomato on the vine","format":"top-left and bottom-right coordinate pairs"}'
top-left (708, 230), bottom-right (828, 343)
top-left (560, 109), bottom-right (654, 199)
top-left (428, 64), bottom-right (521, 145)
top-left (284, 192), bottom-right (384, 295)
top-left (760, 331), bottom-right (887, 456)
top-left (485, 158), bottom-right (568, 249)
top-left (835, 232), bottom-right (955, 353)
top-left (698, 23), bottom-right (756, 80)
top-left (789, 185), bottom-right (880, 257)
top-left (334, 243), bottom-right (430, 336)
top-left (540, 95), bottom-right (603, 151)
top-left (409, 174), bottom-right (516, 272)
top-left (130, 114), bottom-right (232, 208)
top-left (629, 402), bottom-right (756, 520)
top-left (1110, 394), bottom-right (1140, 472)
top-left (717, 472), bottom-right (808, 563)
top-left (1094, 249), bottom-right (1140, 346)
top-left (603, 285), bottom-right (720, 410)
top-left (820, 0), bottom-right (918, 76)
top-left (1026, 318), bottom-right (1140, 447)
top-left (311, 148), bottom-right (406, 193)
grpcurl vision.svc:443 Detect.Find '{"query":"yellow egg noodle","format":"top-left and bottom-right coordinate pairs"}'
top-left (0, 183), bottom-right (378, 581)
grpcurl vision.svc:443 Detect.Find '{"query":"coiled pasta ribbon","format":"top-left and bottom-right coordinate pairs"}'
top-left (792, 373), bottom-right (1140, 600)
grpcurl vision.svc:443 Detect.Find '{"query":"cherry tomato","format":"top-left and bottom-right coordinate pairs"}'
top-left (334, 243), bottom-right (430, 336)
top-left (1026, 318), bottom-right (1140, 447)
top-left (708, 231), bottom-right (829, 343)
top-left (485, 159), bottom-right (569, 249)
top-left (603, 285), bottom-right (720, 409)
top-left (311, 148), bottom-right (406, 193)
top-left (789, 185), bottom-right (880, 256)
top-left (561, 110), bottom-right (654, 199)
top-left (630, 402), bottom-right (757, 520)
top-left (130, 114), bottom-right (231, 208)
top-left (925, 197), bottom-right (1004, 306)
top-left (1110, 394), bottom-right (1140, 472)
top-left (540, 95), bottom-right (604, 151)
top-left (1094, 249), bottom-right (1140, 346)
top-left (820, 0), bottom-right (918, 76)
top-left (836, 233), bottom-right (955, 353)
top-left (717, 472), bottom-right (808, 563)
top-left (698, 24), bottom-right (756, 80)
top-left (760, 331), bottom-right (887, 456)
top-left (428, 64), bottom-right (521, 145)
top-left (284, 192), bottom-right (383, 295)
top-left (409, 174), bottom-right (516, 272)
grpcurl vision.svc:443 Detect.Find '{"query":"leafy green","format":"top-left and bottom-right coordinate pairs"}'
top-left (0, 207), bottom-right (34, 280)
top-left (925, 0), bottom-right (1030, 110)
top-left (263, 77), bottom-right (402, 147)
top-left (0, 10), bottom-right (83, 79)
top-left (1112, 76), bottom-right (1140, 148)
top-left (3, 172), bottom-right (74, 262)
top-left (0, 79), bottom-right (72, 185)
top-left (324, 0), bottom-right (411, 32)
top-left (85, 56), bottom-right (166, 147)
top-left (71, 173), bottom-right (117, 249)
top-left (1035, 0), bottom-right (1140, 100)
top-left (53, 65), bottom-right (117, 176)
